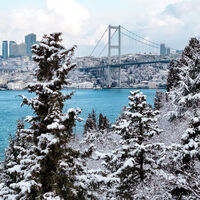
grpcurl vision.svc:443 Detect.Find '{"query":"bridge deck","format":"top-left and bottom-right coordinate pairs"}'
top-left (79, 60), bottom-right (171, 71)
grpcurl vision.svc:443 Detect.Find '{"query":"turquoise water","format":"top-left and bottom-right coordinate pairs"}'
top-left (0, 89), bottom-right (160, 160)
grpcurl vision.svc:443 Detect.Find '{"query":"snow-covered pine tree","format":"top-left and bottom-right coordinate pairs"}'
top-left (1, 33), bottom-right (91, 200)
top-left (167, 112), bottom-right (200, 199)
top-left (167, 38), bottom-right (200, 108)
top-left (182, 112), bottom-right (200, 164)
top-left (166, 60), bottom-right (181, 92)
top-left (83, 111), bottom-right (110, 146)
top-left (159, 38), bottom-right (200, 199)
top-left (102, 116), bottom-right (110, 130)
top-left (98, 113), bottom-right (104, 130)
top-left (0, 120), bottom-right (33, 199)
top-left (3, 121), bottom-right (25, 185)
top-left (84, 110), bottom-right (97, 134)
top-left (102, 90), bottom-right (162, 199)
top-left (154, 90), bottom-right (167, 110)
top-left (98, 113), bottom-right (110, 130)
top-left (91, 110), bottom-right (97, 130)
top-left (84, 113), bottom-right (94, 134)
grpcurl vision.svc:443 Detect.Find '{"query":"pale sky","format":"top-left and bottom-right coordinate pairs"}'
top-left (0, 0), bottom-right (199, 56)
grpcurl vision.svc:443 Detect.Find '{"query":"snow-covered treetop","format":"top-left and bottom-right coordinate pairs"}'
top-left (113, 90), bottom-right (161, 143)
top-left (32, 32), bottom-right (76, 86)
top-left (181, 112), bottom-right (200, 160)
top-left (167, 38), bottom-right (200, 107)
top-left (19, 32), bottom-right (81, 139)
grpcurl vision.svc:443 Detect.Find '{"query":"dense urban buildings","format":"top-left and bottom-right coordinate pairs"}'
top-left (0, 52), bottom-right (181, 90)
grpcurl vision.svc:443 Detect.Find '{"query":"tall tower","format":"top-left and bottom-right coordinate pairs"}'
top-left (25, 33), bottom-right (36, 56)
top-left (108, 25), bottom-right (121, 88)
top-left (2, 41), bottom-right (8, 59)
top-left (160, 43), bottom-right (166, 56)
top-left (9, 41), bottom-right (16, 57)
top-left (166, 47), bottom-right (171, 55)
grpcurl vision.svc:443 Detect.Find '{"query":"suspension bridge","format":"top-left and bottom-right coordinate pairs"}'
top-left (78, 25), bottom-right (176, 88)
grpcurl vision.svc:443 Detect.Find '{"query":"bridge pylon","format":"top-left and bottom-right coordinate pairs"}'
top-left (108, 25), bottom-right (121, 88)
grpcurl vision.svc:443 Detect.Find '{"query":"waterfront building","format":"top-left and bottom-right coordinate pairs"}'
top-left (7, 80), bottom-right (26, 90)
top-left (148, 82), bottom-right (158, 89)
top-left (0, 77), bottom-right (7, 85)
top-left (2, 41), bottom-right (8, 59)
top-left (160, 43), bottom-right (166, 56)
top-left (25, 33), bottom-right (36, 56)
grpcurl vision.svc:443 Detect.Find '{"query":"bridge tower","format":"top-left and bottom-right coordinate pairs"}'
top-left (108, 25), bottom-right (121, 87)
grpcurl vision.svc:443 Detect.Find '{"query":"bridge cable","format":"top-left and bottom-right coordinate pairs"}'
top-left (97, 29), bottom-right (118, 57)
top-left (89, 26), bottom-right (109, 57)
top-left (121, 26), bottom-right (160, 47)
top-left (121, 26), bottom-right (178, 51)
top-left (121, 32), bottom-right (159, 49)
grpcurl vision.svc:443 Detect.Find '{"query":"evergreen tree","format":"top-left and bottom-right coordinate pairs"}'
top-left (4, 121), bottom-right (26, 186)
top-left (84, 110), bottom-right (110, 134)
top-left (162, 37), bottom-right (200, 199)
top-left (182, 112), bottom-right (200, 164)
top-left (154, 90), bottom-right (166, 110)
top-left (1, 33), bottom-right (90, 199)
top-left (168, 113), bottom-right (200, 199)
top-left (84, 110), bottom-right (97, 134)
top-left (98, 113), bottom-right (104, 130)
top-left (102, 116), bottom-right (110, 130)
top-left (102, 90), bottom-right (162, 199)
top-left (98, 113), bottom-right (110, 130)
top-left (167, 38), bottom-right (200, 108)
top-left (91, 109), bottom-right (97, 130)
top-left (84, 113), bottom-right (94, 134)
top-left (166, 60), bottom-right (181, 92)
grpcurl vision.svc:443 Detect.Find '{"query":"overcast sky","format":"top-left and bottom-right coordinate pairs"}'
top-left (0, 0), bottom-right (199, 56)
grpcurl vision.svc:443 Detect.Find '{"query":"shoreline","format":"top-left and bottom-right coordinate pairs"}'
top-left (0, 87), bottom-right (166, 91)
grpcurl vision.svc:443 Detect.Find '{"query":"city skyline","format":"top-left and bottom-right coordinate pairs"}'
top-left (1, 31), bottom-right (173, 59)
top-left (0, 0), bottom-right (199, 56)
top-left (2, 33), bottom-right (36, 58)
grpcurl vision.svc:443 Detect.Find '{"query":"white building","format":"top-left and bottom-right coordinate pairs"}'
top-left (7, 81), bottom-right (26, 90)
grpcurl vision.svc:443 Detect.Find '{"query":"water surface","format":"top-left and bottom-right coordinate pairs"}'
top-left (0, 89), bottom-right (160, 160)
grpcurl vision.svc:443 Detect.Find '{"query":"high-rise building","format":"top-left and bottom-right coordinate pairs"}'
top-left (160, 43), bottom-right (166, 56)
top-left (25, 33), bottom-right (36, 56)
top-left (9, 41), bottom-right (16, 57)
top-left (166, 48), bottom-right (171, 55)
top-left (2, 41), bottom-right (8, 59)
